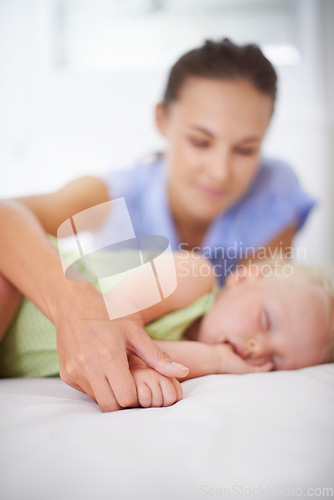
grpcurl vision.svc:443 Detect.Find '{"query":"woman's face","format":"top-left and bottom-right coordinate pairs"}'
top-left (156, 77), bottom-right (273, 223)
top-left (197, 274), bottom-right (330, 371)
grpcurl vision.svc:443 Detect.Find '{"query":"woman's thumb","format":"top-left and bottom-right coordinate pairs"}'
top-left (134, 338), bottom-right (189, 377)
top-left (155, 349), bottom-right (189, 377)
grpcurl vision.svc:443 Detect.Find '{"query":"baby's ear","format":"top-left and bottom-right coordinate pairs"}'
top-left (225, 263), bottom-right (262, 288)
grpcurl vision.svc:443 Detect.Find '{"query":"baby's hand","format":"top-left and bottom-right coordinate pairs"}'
top-left (212, 343), bottom-right (273, 374)
top-left (129, 355), bottom-right (183, 408)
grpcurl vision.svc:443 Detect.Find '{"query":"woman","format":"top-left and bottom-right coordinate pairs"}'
top-left (18, 39), bottom-right (314, 279)
top-left (0, 39), bottom-right (315, 412)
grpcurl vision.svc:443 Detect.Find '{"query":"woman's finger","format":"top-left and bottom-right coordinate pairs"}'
top-left (104, 347), bottom-right (138, 408)
top-left (66, 378), bottom-right (98, 404)
top-left (129, 328), bottom-right (189, 379)
top-left (87, 370), bottom-right (123, 412)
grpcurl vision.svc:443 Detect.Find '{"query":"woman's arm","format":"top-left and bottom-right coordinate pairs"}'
top-left (0, 272), bottom-right (22, 341)
top-left (12, 175), bottom-right (110, 236)
top-left (0, 200), bottom-right (189, 411)
top-left (238, 224), bottom-right (297, 267)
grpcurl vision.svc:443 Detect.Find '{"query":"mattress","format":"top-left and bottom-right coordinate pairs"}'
top-left (1, 364), bottom-right (333, 500)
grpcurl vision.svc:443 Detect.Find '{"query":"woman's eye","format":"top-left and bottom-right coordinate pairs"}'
top-left (189, 137), bottom-right (210, 148)
top-left (234, 148), bottom-right (256, 156)
top-left (261, 309), bottom-right (271, 332)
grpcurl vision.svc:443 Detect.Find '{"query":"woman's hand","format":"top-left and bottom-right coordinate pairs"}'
top-left (129, 355), bottom-right (183, 408)
top-left (54, 285), bottom-right (189, 412)
top-left (211, 343), bottom-right (273, 374)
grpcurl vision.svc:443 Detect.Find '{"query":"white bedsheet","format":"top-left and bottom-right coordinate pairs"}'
top-left (1, 364), bottom-right (333, 500)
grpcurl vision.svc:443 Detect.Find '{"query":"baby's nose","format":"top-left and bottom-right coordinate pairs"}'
top-left (247, 335), bottom-right (268, 357)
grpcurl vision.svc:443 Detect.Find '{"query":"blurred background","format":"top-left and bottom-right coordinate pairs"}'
top-left (0, 0), bottom-right (333, 263)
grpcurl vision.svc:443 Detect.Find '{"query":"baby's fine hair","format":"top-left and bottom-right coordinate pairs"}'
top-left (255, 259), bottom-right (334, 363)
top-left (162, 38), bottom-right (277, 108)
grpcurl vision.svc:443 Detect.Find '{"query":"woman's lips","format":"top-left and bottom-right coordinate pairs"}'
top-left (197, 185), bottom-right (226, 199)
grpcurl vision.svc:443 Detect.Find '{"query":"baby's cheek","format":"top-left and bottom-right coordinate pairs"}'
top-left (198, 317), bottom-right (222, 344)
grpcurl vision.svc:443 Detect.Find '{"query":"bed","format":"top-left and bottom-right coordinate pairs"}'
top-left (1, 364), bottom-right (333, 500)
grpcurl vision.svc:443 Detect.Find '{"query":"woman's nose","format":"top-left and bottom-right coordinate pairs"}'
top-left (208, 151), bottom-right (231, 183)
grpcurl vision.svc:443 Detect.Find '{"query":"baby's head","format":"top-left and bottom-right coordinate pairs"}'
top-left (198, 260), bottom-right (334, 370)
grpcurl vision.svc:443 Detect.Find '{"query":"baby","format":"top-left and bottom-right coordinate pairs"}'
top-left (0, 249), bottom-right (333, 411)
top-left (187, 259), bottom-right (334, 371)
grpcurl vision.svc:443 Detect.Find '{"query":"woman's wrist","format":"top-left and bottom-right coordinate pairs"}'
top-left (47, 279), bottom-right (110, 325)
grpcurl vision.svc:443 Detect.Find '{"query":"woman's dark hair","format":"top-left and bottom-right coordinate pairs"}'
top-left (162, 38), bottom-right (277, 107)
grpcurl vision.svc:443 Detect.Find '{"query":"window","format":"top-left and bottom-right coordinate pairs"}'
top-left (54, 0), bottom-right (301, 73)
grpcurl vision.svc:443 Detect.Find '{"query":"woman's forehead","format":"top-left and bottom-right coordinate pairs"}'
top-left (171, 77), bottom-right (273, 117)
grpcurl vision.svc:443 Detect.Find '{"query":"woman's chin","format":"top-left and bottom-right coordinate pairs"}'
top-left (188, 199), bottom-right (228, 223)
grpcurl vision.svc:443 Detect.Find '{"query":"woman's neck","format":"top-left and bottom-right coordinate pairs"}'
top-left (168, 186), bottom-right (210, 250)
top-left (176, 221), bottom-right (208, 250)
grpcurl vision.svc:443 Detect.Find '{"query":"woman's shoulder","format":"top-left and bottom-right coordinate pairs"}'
top-left (227, 157), bottom-right (316, 245)
top-left (102, 153), bottom-right (164, 198)
top-left (251, 157), bottom-right (300, 196)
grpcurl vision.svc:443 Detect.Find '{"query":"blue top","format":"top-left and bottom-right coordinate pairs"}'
top-left (95, 156), bottom-right (316, 284)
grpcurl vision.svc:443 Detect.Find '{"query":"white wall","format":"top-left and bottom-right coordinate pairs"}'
top-left (262, 0), bottom-right (334, 264)
top-left (0, 0), bottom-right (333, 263)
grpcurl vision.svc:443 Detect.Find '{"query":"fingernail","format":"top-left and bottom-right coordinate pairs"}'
top-left (171, 362), bottom-right (189, 372)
